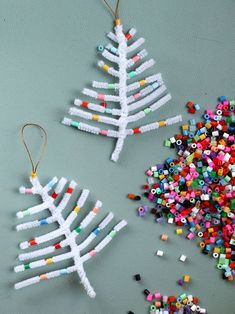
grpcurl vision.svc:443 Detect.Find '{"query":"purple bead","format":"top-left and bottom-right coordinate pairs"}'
top-left (178, 279), bottom-right (184, 286)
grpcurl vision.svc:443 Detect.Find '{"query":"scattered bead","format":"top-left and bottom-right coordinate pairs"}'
top-left (176, 228), bottom-right (183, 235)
top-left (144, 289), bottom-right (151, 296)
top-left (127, 193), bottom-right (141, 201)
top-left (161, 233), bottom-right (169, 241)
top-left (134, 274), bottom-right (141, 281)
top-left (183, 275), bottom-right (191, 283)
top-left (156, 250), bottom-right (164, 257)
top-left (179, 254), bottom-right (187, 262)
top-left (129, 97), bottom-right (235, 281)
top-left (178, 278), bottom-right (184, 286)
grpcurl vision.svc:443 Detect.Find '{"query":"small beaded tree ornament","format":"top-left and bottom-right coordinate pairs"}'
top-left (62, 0), bottom-right (182, 162)
top-left (14, 123), bottom-right (127, 297)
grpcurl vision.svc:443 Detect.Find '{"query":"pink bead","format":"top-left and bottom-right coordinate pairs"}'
top-left (134, 92), bottom-right (141, 100)
top-left (89, 250), bottom-right (96, 257)
top-left (146, 169), bottom-right (153, 176)
top-left (25, 188), bottom-right (33, 194)
top-left (132, 55), bottom-right (140, 63)
top-left (217, 103), bottom-right (223, 110)
top-left (100, 130), bottom-right (108, 136)
top-left (146, 294), bottom-right (153, 302)
top-left (154, 292), bottom-right (161, 299)
top-left (187, 232), bottom-right (195, 240)
top-left (210, 237), bottom-right (216, 243)
top-left (98, 94), bottom-right (105, 100)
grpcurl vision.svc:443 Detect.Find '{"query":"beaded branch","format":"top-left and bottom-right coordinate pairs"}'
top-left (62, 16), bottom-right (182, 162)
top-left (14, 175), bottom-right (127, 297)
top-left (14, 123), bottom-right (127, 297)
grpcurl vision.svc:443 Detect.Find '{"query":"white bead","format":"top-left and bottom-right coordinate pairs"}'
top-left (156, 250), bottom-right (164, 257)
top-left (179, 254), bottom-right (187, 262)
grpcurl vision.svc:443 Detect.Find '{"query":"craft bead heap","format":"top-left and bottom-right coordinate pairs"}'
top-left (62, 17), bottom-right (182, 161)
top-left (129, 97), bottom-right (235, 281)
top-left (145, 289), bottom-right (207, 314)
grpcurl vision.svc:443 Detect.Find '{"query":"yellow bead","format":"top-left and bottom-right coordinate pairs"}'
top-left (74, 206), bottom-right (80, 213)
top-left (31, 171), bottom-right (37, 178)
top-left (176, 302), bottom-right (181, 309)
top-left (176, 228), bottom-right (183, 235)
top-left (205, 122), bottom-right (212, 129)
top-left (159, 120), bottom-right (166, 127)
top-left (183, 275), bottom-right (190, 283)
top-left (182, 124), bottom-right (189, 130)
top-left (92, 115), bottom-right (100, 121)
top-left (139, 79), bottom-right (146, 86)
top-left (115, 19), bottom-right (121, 25)
top-left (103, 64), bottom-right (109, 72)
top-left (182, 299), bottom-right (188, 305)
top-left (46, 258), bottom-right (53, 265)
top-left (218, 168), bottom-right (223, 176)
top-left (214, 247), bottom-right (220, 254)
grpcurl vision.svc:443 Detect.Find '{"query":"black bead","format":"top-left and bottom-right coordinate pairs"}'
top-left (128, 311), bottom-right (135, 314)
top-left (150, 208), bottom-right (157, 215)
top-left (134, 195), bottom-right (141, 201)
top-left (144, 289), bottom-right (150, 296)
top-left (134, 274), bottom-right (141, 281)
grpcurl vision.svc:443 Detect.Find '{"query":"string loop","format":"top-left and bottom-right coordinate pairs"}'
top-left (20, 123), bottom-right (47, 176)
top-left (102, 0), bottom-right (120, 19)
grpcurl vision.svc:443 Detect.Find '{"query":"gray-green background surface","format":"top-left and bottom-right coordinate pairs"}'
top-left (0, 1), bottom-right (235, 313)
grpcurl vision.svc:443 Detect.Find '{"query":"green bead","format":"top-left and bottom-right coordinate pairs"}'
top-left (180, 293), bottom-right (187, 300)
top-left (109, 230), bottom-right (117, 238)
top-left (144, 108), bottom-right (151, 115)
top-left (71, 121), bottom-right (79, 128)
top-left (128, 71), bottom-right (136, 79)
top-left (230, 100), bottom-right (235, 105)
top-left (23, 209), bottom-right (30, 217)
top-left (230, 199), bottom-right (235, 210)
top-left (165, 140), bottom-right (171, 147)
top-left (108, 83), bottom-right (115, 89)
top-left (24, 263), bottom-right (30, 270)
top-left (75, 226), bottom-right (82, 233)
top-left (97, 45), bottom-right (104, 52)
top-left (224, 175), bottom-right (231, 182)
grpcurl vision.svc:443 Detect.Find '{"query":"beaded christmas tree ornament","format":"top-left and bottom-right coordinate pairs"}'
top-left (62, 0), bottom-right (182, 162)
top-left (14, 123), bottom-right (127, 297)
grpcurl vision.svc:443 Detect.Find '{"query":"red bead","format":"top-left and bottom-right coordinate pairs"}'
top-left (54, 243), bottom-right (61, 250)
top-left (81, 101), bottom-right (88, 108)
top-left (67, 187), bottom-right (73, 194)
top-left (29, 239), bottom-right (37, 246)
top-left (125, 33), bottom-right (132, 40)
top-left (100, 102), bottom-right (107, 107)
top-left (133, 128), bottom-right (140, 134)
top-left (51, 192), bottom-right (58, 199)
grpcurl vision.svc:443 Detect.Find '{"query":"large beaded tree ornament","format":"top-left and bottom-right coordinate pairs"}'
top-left (62, 0), bottom-right (182, 162)
top-left (14, 123), bottom-right (127, 297)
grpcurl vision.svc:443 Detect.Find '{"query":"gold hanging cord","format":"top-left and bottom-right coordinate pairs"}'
top-left (21, 123), bottom-right (48, 176)
top-left (102, 0), bottom-right (120, 20)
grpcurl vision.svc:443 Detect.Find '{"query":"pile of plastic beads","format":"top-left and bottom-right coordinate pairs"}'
top-left (146, 290), bottom-right (207, 314)
top-left (129, 97), bottom-right (235, 281)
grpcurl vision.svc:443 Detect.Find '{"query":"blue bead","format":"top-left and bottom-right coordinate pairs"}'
top-left (60, 269), bottom-right (67, 275)
top-left (40, 219), bottom-right (48, 225)
top-left (93, 227), bottom-right (101, 236)
top-left (218, 96), bottom-right (227, 102)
